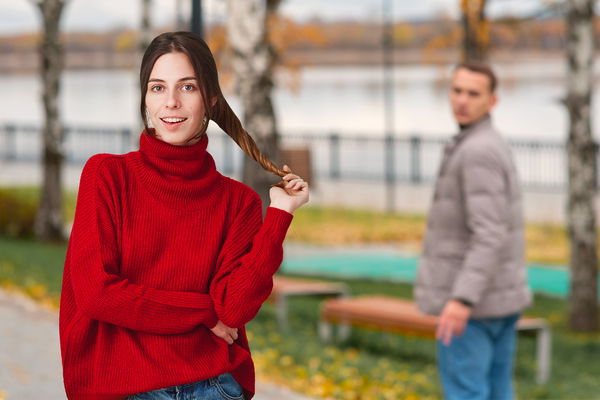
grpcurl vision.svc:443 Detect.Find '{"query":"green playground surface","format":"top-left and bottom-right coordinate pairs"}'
top-left (282, 252), bottom-right (598, 299)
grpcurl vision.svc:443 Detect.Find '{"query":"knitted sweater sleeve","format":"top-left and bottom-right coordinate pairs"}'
top-left (210, 194), bottom-right (293, 328)
top-left (68, 156), bottom-right (219, 334)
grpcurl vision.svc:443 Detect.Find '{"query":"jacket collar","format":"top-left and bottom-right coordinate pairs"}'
top-left (452, 114), bottom-right (492, 146)
top-left (437, 114), bottom-right (493, 175)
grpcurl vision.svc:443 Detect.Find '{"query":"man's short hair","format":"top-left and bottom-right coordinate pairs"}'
top-left (454, 62), bottom-right (498, 93)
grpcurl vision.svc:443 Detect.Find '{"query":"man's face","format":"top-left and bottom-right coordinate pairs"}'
top-left (449, 68), bottom-right (497, 126)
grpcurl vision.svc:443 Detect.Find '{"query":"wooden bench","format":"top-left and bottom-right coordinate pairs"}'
top-left (319, 296), bottom-right (551, 384)
top-left (267, 276), bottom-right (349, 331)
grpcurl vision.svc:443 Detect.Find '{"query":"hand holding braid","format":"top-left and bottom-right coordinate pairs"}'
top-left (211, 96), bottom-right (309, 212)
top-left (269, 165), bottom-right (309, 213)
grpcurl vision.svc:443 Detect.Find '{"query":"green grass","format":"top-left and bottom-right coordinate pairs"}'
top-left (0, 236), bottom-right (66, 306)
top-left (1, 234), bottom-right (599, 399)
top-left (0, 188), bottom-right (594, 398)
top-left (0, 186), bottom-right (577, 265)
top-left (288, 206), bottom-right (575, 266)
top-left (251, 274), bottom-right (600, 399)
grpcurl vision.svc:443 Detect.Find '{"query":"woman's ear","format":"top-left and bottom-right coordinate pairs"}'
top-left (211, 96), bottom-right (218, 107)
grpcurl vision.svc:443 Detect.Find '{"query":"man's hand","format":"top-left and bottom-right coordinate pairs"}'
top-left (210, 320), bottom-right (238, 344)
top-left (436, 300), bottom-right (473, 346)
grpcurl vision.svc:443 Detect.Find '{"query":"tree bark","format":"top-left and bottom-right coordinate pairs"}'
top-left (461, 0), bottom-right (489, 62)
top-left (139, 0), bottom-right (152, 55)
top-left (34, 0), bottom-right (66, 242)
top-left (225, 0), bottom-right (282, 211)
top-left (566, 0), bottom-right (598, 332)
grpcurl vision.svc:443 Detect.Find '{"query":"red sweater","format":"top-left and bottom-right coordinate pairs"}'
top-left (59, 131), bottom-right (293, 400)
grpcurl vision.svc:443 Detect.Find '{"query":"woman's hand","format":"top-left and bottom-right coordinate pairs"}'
top-left (210, 320), bottom-right (238, 344)
top-left (269, 165), bottom-right (309, 214)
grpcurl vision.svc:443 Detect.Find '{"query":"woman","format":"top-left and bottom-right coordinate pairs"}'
top-left (59, 31), bottom-right (309, 400)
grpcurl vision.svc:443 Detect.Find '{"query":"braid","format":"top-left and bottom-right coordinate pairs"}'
top-left (211, 96), bottom-right (287, 178)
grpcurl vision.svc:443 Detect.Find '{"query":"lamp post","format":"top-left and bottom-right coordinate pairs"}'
top-left (191, 0), bottom-right (204, 37)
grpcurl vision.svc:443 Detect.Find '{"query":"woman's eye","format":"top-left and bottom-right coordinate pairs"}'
top-left (182, 84), bottom-right (195, 91)
top-left (150, 85), bottom-right (163, 92)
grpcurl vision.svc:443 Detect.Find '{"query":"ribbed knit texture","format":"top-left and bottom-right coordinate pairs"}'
top-left (59, 131), bottom-right (293, 400)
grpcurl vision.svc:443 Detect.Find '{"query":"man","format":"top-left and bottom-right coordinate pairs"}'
top-left (415, 62), bottom-right (532, 400)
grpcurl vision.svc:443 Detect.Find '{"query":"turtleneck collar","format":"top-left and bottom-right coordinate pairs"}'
top-left (129, 130), bottom-right (223, 210)
top-left (140, 130), bottom-right (210, 172)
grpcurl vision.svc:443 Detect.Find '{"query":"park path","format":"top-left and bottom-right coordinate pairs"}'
top-left (0, 288), bottom-right (313, 400)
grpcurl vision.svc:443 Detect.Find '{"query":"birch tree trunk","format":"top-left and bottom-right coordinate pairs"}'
top-left (34, 0), bottom-right (66, 242)
top-left (226, 0), bottom-right (281, 211)
top-left (139, 0), bottom-right (152, 56)
top-left (566, 0), bottom-right (598, 332)
top-left (460, 0), bottom-right (489, 62)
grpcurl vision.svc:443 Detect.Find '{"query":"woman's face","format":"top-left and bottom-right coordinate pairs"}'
top-left (145, 52), bottom-right (206, 146)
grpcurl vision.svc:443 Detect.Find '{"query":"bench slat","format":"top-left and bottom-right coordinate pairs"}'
top-left (319, 295), bottom-right (551, 384)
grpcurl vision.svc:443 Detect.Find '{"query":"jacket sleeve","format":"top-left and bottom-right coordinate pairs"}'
top-left (209, 194), bottom-right (293, 328)
top-left (68, 155), bottom-right (218, 334)
top-left (452, 147), bottom-right (509, 305)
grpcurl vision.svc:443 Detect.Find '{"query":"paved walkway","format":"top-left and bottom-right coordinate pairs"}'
top-left (0, 288), bottom-right (313, 400)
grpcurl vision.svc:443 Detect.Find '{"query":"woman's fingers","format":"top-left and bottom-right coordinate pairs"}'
top-left (285, 180), bottom-right (308, 194)
top-left (211, 321), bottom-right (239, 344)
top-left (281, 164), bottom-right (303, 182)
top-left (282, 173), bottom-right (300, 182)
top-left (285, 178), bottom-right (303, 188)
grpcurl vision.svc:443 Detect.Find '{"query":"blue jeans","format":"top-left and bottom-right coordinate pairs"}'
top-left (437, 313), bottom-right (520, 400)
top-left (126, 373), bottom-right (245, 400)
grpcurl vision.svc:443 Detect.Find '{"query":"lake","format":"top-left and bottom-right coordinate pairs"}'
top-left (1, 59), bottom-right (599, 140)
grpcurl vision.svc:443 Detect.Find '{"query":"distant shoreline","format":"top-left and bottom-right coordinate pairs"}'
top-left (0, 48), bottom-right (572, 75)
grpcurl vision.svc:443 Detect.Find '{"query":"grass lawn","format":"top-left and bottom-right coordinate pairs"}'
top-left (251, 274), bottom-right (600, 399)
top-left (287, 207), bottom-right (571, 266)
top-left (0, 236), bottom-right (66, 308)
top-left (1, 231), bottom-right (600, 399)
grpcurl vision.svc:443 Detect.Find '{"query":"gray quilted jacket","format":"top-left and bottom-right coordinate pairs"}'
top-left (415, 115), bottom-right (532, 318)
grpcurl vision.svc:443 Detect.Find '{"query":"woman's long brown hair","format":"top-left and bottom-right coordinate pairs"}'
top-left (140, 31), bottom-right (287, 178)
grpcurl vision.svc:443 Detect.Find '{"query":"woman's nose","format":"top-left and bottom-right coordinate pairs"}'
top-left (165, 91), bottom-right (180, 109)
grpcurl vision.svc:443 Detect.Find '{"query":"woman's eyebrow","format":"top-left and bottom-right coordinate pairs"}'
top-left (148, 77), bottom-right (197, 83)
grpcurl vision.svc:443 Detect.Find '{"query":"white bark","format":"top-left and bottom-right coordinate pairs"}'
top-left (33, 0), bottom-right (67, 241)
top-left (139, 0), bottom-right (152, 54)
top-left (226, 0), bottom-right (281, 209)
top-left (566, 0), bottom-right (598, 332)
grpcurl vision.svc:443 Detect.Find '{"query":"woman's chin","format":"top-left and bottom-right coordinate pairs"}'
top-left (155, 131), bottom-right (194, 146)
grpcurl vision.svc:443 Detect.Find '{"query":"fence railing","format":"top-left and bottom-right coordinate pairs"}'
top-left (0, 123), bottom-right (591, 190)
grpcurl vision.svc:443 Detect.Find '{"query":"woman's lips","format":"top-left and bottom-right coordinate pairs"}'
top-left (159, 117), bottom-right (187, 130)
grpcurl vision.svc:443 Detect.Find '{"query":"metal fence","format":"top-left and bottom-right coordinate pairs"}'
top-left (0, 123), bottom-right (585, 190)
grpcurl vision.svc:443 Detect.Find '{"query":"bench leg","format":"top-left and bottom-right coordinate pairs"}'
top-left (276, 295), bottom-right (289, 332)
top-left (338, 320), bottom-right (351, 342)
top-left (535, 326), bottom-right (552, 384)
top-left (319, 321), bottom-right (333, 342)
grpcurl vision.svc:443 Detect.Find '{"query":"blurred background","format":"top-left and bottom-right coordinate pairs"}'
top-left (1, 1), bottom-right (600, 399)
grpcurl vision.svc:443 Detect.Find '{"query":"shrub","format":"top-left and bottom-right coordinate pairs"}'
top-left (0, 189), bottom-right (38, 238)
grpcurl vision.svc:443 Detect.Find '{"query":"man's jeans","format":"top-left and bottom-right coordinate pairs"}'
top-left (437, 313), bottom-right (520, 400)
top-left (126, 372), bottom-right (245, 400)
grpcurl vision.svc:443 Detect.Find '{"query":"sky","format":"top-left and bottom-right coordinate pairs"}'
top-left (0, 0), bottom-right (547, 35)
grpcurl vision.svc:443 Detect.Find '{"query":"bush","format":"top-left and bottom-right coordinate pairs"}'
top-left (0, 188), bottom-right (38, 238)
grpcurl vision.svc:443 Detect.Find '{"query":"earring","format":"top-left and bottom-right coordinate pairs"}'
top-left (145, 109), bottom-right (153, 128)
